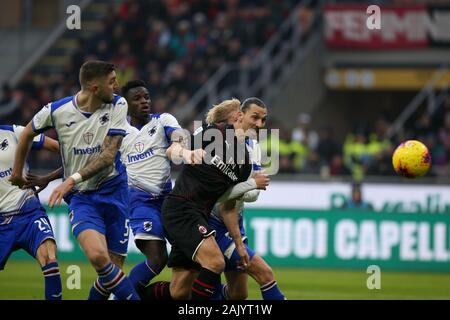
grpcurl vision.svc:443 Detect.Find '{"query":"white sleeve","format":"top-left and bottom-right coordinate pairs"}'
top-left (160, 113), bottom-right (182, 141)
top-left (217, 178), bottom-right (257, 202)
top-left (242, 189), bottom-right (260, 202)
top-left (107, 96), bottom-right (128, 137)
top-left (13, 125), bottom-right (45, 150)
top-left (31, 104), bottom-right (53, 134)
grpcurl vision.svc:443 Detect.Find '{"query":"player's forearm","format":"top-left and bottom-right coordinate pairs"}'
top-left (77, 135), bottom-right (122, 181)
top-left (12, 125), bottom-right (35, 175)
top-left (166, 142), bottom-right (189, 162)
top-left (220, 202), bottom-right (244, 246)
top-left (46, 167), bottom-right (64, 182)
top-left (242, 189), bottom-right (260, 203)
top-left (43, 137), bottom-right (60, 153)
top-left (218, 179), bottom-right (257, 202)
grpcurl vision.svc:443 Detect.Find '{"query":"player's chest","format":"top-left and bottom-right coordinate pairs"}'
top-left (126, 122), bottom-right (167, 152)
top-left (55, 109), bottom-right (112, 140)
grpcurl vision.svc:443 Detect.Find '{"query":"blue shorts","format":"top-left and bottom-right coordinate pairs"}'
top-left (68, 182), bottom-right (130, 256)
top-left (210, 216), bottom-right (255, 272)
top-left (0, 197), bottom-right (55, 270)
top-left (129, 187), bottom-right (166, 241)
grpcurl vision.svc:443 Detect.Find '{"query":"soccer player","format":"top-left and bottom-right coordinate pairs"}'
top-left (10, 60), bottom-right (140, 300)
top-left (208, 97), bottom-right (286, 300)
top-left (1, 124), bottom-right (62, 299)
top-left (119, 80), bottom-right (201, 295)
top-left (159, 98), bottom-right (270, 300)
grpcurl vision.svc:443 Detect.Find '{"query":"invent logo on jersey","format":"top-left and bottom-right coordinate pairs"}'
top-left (127, 148), bottom-right (154, 164)
top-left (73, 145), bottom-right (101, 155)
top-left (0, 168), bottom-right (12, 178)
top-left (0, 139), bottom-right (8, 151)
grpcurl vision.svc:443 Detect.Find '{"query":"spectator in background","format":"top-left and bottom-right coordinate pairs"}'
top-left (341, 183), bottom-right (374, 211)
top-left (292, 112), bottom-right (319, 151)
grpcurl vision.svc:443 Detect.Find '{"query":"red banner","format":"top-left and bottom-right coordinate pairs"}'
top-left (325, 4), bottom-right (429, 49)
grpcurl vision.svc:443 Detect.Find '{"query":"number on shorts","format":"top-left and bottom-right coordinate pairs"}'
top-left (34, 218), bottom-right (51, 233)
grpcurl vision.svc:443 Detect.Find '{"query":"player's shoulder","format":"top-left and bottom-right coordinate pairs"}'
top-left (50, 95), bottom-right (74, 113)
top-left (0, 125), bottom-right (14, 133)
top-left (150, 112), bottom-right (179, 125)
top-left (112, 94), bottom-right (127, 107)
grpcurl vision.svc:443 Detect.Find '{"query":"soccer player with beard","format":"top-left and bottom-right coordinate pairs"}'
top-left (208, 97), bottom-right (286, 300)
top-left (10, 60), bottom-right (140, 300)
top-left (160, 98), bottom-right (272, 300)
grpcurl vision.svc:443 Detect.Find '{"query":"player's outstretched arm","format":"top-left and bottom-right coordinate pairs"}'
top-left (48, 135), bottom-right (123, 208)
top-left (166, 142), bottom-right (205, 164)
top-left (219, 200), bottom-right (249, 269)
top-left (10, 122), bottom-right (38, 188)
top-left (78, 135), bottom-right (123, 180)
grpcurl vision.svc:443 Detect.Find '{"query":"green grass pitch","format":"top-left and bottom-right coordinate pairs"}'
top-left (1, 259), bottom-right (450, 299)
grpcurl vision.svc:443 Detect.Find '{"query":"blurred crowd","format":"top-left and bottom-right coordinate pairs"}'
top-left (1, 0), bottom-right (448, 178)
top-left (1, 0), bottom-right (306, 169)
top-left (1, 0), bottom-right (300, 124)
top-left (263, 96), bottom-right (450, 179)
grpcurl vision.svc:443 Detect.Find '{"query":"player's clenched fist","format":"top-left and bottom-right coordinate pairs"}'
top-left (253, 172), bottom-right (270, 190)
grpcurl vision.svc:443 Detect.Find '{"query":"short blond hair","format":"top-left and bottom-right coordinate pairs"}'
top-left (205, 98), bottom-right (241, 124)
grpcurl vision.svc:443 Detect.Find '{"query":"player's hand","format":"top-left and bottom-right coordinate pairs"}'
top-left (23, 173), bottom-right (50, 194)
top-left (49, 178), bottom-right (75, 208)
top-left (236, 242), bottom-right (250, 270)
top-left (191, 149), bottom-right (206, 165)
top-left (183, 148), bottom-right (205, 165)
top-left (9, 173), bottom-right (27, 189)
top-left (253, 173), bottom-right (270, 190)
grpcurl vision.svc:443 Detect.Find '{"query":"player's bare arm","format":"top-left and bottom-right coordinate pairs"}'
top-left (48, 134), bottom-right (123, 208)
top-left (10, 123), bottom-right (40, 188)
top-left (78, 134), bottom-right (123, 180)
top-left (219, 200), bottom-right (249, 269)
top-left (166, 141), bottom-right (205, 164)
top-left (24, 167), bottom-right (64, 193)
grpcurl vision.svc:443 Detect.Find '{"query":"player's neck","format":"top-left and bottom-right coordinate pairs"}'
top-left (130, 116), bottom-right (148, 128)
top-left (76, 91), bottom-right (103, 113)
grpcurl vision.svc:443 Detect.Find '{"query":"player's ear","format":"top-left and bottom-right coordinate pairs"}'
top-left (236, 111), bottom-right (244, 122)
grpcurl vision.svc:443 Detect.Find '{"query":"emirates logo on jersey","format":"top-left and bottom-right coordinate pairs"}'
top-left (148, 126), bottom-right (157, 136)
top-left (0, 139), bottom-right (8, 151)
top-left (83, 132), bottom-right (94, 144)
top-left (134, 141), bottom-right (145, 153)
top-left (99, 113), bottom-right (109, 125)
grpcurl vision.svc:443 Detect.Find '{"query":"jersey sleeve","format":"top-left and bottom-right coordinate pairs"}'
top-left (107, 96), bottom-right (128, 137)
top-left (160, 113), bottom-right (182, 141)
top-left (13, 125), bottom-right (45, 150)
top-left (31, 104), bottom-right (53, 134)
top-left (251, 140), bottom-right (262, 172)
